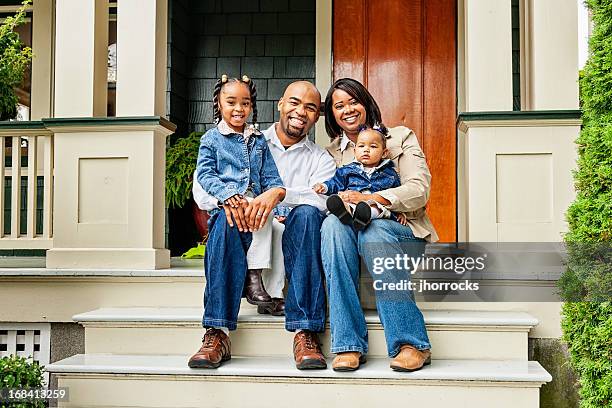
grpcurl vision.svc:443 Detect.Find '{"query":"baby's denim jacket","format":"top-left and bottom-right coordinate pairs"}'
top-left (323, 159), bottom-right (400, 195)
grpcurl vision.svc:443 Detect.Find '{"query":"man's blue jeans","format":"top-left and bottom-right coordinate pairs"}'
top-left (282, 205), bottom-right (326, 332)
top-left (321, 216), bottom-right (431, 357)
top-left (202, 212), bottom-right (252, 330)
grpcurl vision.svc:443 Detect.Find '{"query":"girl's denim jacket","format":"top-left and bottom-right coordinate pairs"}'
top-left (196, 124), bottom-right (283, 213)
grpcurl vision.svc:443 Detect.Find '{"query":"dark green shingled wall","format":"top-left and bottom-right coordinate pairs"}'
top-left (186, 0), bottom-right (316, 134)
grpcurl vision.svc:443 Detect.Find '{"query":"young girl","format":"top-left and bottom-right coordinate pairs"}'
top-left (188, 74), bottom-right (285, 369)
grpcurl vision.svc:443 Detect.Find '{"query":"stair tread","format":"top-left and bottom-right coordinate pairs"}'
top-left (47, 354), bottom-right (551, 383)
top-left (74, 307), bottom-right (539, 327)
top-left (0, 258), bottom-right (204, 277)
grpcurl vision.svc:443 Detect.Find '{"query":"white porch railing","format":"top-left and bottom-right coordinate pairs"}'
top-left (0, 122), bottom-right (53, 249)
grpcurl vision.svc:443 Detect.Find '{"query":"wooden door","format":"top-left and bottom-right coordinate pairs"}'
top-left (333, 0), bottom-right (457, 241)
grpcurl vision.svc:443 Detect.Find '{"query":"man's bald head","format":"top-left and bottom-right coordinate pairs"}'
top-left (282, 81), bottom-right (321, 104)
top-left (276, 81), bottom-right (322, 146)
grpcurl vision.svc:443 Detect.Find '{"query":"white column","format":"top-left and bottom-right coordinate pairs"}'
top-left (115, 0), bottom-right (167, 116)
top-left (527, 0), bottom-right (579, 110)
top-left (463, 0), bottom-right (513, 111)
top-left (30, 0), bottom-right (53, 120)
top-left (54, 0), bottom-right (108, 117)
top-left (314, 0), bottom-right (332, 146)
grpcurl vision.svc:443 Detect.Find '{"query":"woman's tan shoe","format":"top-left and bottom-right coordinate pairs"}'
top-left (390, 345), bottom-right (431, 372)
top-left (332, 352), bottom-right (366, 372)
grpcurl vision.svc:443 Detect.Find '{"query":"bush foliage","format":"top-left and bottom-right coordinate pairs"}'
top-left (559, 1), bottom-right (612, 407)
top-left (0, 0), bottom-right (32, 121)
top-left (0, 355), bottom-right (45, 408)
top-left (165, 131), bottom-right (203, 208)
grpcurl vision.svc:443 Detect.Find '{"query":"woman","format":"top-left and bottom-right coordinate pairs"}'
top-left (321, 78), bottom-right (439, 372)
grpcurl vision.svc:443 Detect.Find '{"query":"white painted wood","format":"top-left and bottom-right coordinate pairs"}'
top-left (76, 308), bottom-right (534, 360)
top-left (42, 135), bottom-right (53, 239)
top-left (48, 354), bottom-right (552, 383)
top-left (10, 136), bottom-right (21, 238)
top-left (56, 374), bottom-right (543, 408)
top-left (24, 330), bottom-right (34, 359)
top-left (6, 330), bottom-right (16, 357)
top-left (26, 136), bottom-right (38, 238)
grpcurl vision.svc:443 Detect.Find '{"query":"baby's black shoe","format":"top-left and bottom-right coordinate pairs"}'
top-left (327, 194), bottom-right (353, 225)
top-left (352, 202), bottom-right (372, 231)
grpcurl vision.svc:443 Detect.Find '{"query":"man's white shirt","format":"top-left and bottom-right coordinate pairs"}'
top-left (193, 123), bottom-right (336, 211)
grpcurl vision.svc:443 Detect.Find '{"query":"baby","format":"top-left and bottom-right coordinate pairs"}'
top-left (313, 124), bottom-right (401, 230)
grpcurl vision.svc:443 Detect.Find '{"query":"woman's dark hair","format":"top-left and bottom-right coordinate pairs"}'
top-left (212, 75), bottom-right (258, 126)
top-left (324, 78), bottom-right (383, 139)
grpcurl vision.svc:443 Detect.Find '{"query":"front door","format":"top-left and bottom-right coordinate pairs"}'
top-left (333, 0), bottom-right (457, 241)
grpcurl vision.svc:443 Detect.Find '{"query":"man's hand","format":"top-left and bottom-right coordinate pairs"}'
top-left (338, 190), bottom-right (370, 203)
top-left (312, 183), bottom-right (326, 194)
top-left (222, 194), bottom-right (249, 232)
top-left (245, 187), bottom-right (286, 231)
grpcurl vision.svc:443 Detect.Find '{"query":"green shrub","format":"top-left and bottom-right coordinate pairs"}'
top-left (559, 1), bottom-right (612, 407)
top-left (0, 355), bottom-right (45, 408)
top-left (165, 131), bottom-right (203, 208)
top-left (0, 0), bottom-right (33, 121)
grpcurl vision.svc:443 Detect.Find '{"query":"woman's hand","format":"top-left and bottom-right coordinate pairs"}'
top-left (396, 212), bottom-right (410, 226)
top-left (222, 194), bottom-right (249, 232)
top-left (245, 187), bottom-right (286, 231)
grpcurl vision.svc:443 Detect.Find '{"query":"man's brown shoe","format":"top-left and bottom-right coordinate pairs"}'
top-left (332, 352), bottom-right (366, 372)
top-left (187, 328), bottom-right (231, 369)
top-left (293, 331), bottom-right (327, 370)
top-left (390, 345), bottom-right (431, 372)
top-left (244, 269), bottom-right (272, 305)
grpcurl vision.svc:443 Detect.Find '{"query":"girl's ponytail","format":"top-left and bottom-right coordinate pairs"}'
top-left (212, 75), bottom-right (228, 124)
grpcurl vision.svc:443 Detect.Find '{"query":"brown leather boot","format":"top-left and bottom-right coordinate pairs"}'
top-left (390, 345), bottom-right (431, 372)
top-left (244, 269), bottom-right (272, 306)
top-left (293, 331), bottom-right (327, 370)
top-left (257, 298), bottom-right (285, 316)
top-left (187, 328), bottom-right (231, 369)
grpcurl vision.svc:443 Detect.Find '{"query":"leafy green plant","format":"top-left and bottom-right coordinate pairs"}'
top-left (166, 131), bottom-right (203, 208)
top-left (0, 355), bottom-right (45, 408)
top-left (559, 1), bottom-right (612, 407)
top-left (0, 0), bottom-right (33, 121)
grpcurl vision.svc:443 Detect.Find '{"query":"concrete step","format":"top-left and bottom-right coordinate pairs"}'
top-left (74, 307), bottom-right (538, 360)
top-left (47, 354), bottom-right (551, 408)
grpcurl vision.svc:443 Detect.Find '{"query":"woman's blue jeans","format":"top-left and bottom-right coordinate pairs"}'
top-left (321, 216), bottom-right (431, 357)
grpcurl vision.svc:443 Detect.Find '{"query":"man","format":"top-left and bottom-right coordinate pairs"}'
top-left (189, 81), bottom-right (336, 369)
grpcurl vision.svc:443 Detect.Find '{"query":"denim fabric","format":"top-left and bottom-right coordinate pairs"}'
top-left (321, 216), bottom-right (431, 356)
top-left (282, 205), bottom-right (327, 332)
top-left (323, 160), bottom-right (401, 196)
top-left (202, 212), bottom-right (252, 330)
top-left (196, 126), bottom-right (283, 206)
